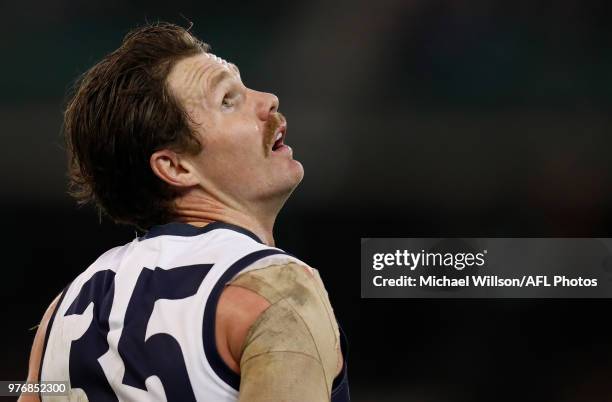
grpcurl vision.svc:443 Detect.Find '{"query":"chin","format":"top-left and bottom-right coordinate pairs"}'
top-left (287, 159), bottom-right (305, 188)
top-left (271, 160), bottom-right (304, 201)
top-left (293, 157), bottom-right (304, 175)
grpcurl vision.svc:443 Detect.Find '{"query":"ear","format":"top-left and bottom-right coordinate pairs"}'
top-left (150, 149), bottom-right (200, 188)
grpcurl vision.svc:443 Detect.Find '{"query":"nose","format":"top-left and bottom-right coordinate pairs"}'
top-left (256, 91), bottom-right (279, 121)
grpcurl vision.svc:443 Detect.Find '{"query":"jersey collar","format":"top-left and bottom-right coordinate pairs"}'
top-left (140, 221), bottom-right (263, 244)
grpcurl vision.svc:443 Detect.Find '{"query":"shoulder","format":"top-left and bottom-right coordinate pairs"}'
top-left (217, 262), bottom-right (342, 378)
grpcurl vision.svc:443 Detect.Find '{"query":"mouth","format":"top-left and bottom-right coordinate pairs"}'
top-left (271, 123), bottom-right (287, 152)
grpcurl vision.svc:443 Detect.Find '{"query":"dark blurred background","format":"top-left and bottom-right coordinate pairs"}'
top-left (2, 0), bottom-right (612, 401)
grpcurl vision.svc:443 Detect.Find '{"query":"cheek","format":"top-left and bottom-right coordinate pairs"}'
top-left (205, 131), bottom-right (263, 173)
top-left (196, 113), bottom-right (266, 177)
top-left (215, 122), bottom-right (262, 157)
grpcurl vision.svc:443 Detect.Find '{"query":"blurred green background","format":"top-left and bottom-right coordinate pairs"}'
top-left (2, 1), bottom-right (612, 401)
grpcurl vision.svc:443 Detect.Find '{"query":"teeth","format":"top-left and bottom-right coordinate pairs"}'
top-left (275, 132), bottom-right (282, 141)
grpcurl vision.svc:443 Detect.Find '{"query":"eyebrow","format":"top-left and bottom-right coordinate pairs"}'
top-left (207, 68), bottom-right (238, 95)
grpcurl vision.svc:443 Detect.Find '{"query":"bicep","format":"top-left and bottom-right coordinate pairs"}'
top-left (229, 263), bottom-right (342, 402)
top-left (238, 301), bottom-right (330, 402)
top-left (239, 350), bottom-right (328, 402)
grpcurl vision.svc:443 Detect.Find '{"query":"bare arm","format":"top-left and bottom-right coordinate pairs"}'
top-left (217, 263), bottom-right (343, 402)
top-left (18, 294), bottom-right (61, 402)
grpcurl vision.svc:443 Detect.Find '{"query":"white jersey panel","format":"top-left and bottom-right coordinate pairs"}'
top-left (40, 222), bottom-right (298, 402)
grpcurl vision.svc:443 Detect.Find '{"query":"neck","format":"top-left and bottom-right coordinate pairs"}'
top-left (173, 191), bottom-right (278, 246)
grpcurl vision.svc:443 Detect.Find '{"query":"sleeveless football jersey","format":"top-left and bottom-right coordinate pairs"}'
top-left (39, 221), bottom-right (350, 401)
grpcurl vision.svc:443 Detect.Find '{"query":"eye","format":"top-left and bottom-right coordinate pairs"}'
top-left (221, 92), bottom-right (234, 108)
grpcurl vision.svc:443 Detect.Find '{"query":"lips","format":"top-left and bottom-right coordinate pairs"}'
top-left (271, 124), bottom-right (287, 151)
top-left (264, 112), bottom-right (288, 155)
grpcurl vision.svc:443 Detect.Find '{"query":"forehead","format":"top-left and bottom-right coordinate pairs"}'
top-left (166, 52), bottom-right (240, 105)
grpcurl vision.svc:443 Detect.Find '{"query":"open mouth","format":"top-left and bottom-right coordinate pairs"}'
top-left (271, 125), bottom-right (287, 152)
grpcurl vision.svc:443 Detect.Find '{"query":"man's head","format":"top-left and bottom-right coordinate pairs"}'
top-left (65, 23), bottom-right (303, 230)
